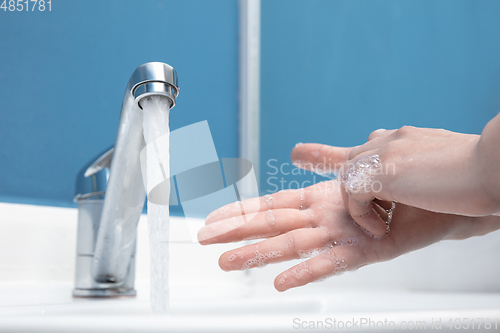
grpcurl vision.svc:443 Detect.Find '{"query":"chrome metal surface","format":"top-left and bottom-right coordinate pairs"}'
top-left (73, 62), bottom-right (178, 296)
top-left (74, 148), bottom-right (113, 202)
top-left (134, 82), bottom-right (177, 109)
top-left (73, 196), bottom-right (137, 296)
top-left (92, 62), bottom-right (178, 284)
top-left (84, 148), bottom-right (114, 178)
top-left (72, 288), bottom-right (136, 298)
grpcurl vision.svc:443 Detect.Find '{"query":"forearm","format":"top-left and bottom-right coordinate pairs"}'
top-left (475, 113), bottom-right (500, 214)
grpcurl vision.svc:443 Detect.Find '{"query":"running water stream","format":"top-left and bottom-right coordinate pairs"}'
top-left (141, 96), bottom-right (171, 314)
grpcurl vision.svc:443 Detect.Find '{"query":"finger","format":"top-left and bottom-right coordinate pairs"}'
top-left (348, 130), bottom-right (396, 160)
top-left (219, 228), bottom-right (331, 271)
top-left (340, 174), bottom-right (390, 238)
top-left (348, 195), bottom-right (388, 238)
top-left (373, 198), bottom-right (393, 212)
top-left (198, 208), bottom-right (316, 245)
top-left (274, 245), bottom-right (367, 292)
top-left (291, 143), bottom-right (352, 173)
top-left (340, 178), bottom-right (350, 216)
top-left (372, 200), bottom-right (389, 221)
top-left (219, 226), bottom-right (363, 271)
top-left (206, 188), bottom-right (309, 224)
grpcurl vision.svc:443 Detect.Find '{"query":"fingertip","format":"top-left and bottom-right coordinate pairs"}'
top-left (290, 143), bottom-right (312, 164)
top-left (197, 225), bottom-right (221, 245)
top-left (197, 227), bottom-right (211, 245)
top-left (274, 276), bottom-right (288, 292)
top-left (197, 234), bottom-right (211, 246)
top-left (205, 210), bottom-right (219, 224)
top-left (218, 253), bottom-right (232, 272)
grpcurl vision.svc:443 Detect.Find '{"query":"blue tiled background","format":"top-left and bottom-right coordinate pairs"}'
top-left (260, 0), bottom-right (500, 193)
top-left (1, 0), bottom-right (500, 209)
top-left (0, 0), bottom-right (238, 212)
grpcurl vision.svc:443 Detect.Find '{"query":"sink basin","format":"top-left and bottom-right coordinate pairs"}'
top-left (1, 282), bottom-right (499, 332)
top-left (1, 202), bottom-right (499, 332)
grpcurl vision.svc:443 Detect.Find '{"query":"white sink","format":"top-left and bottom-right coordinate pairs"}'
top-left (1, 203), bottom-right (499, 332)
top-left (1, 282), bottom-right (500, 332)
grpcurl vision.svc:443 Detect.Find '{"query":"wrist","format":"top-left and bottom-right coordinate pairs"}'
top-left (443, 215), bottom-right (473, 241)
top-left (475, 120), bottom-right (500, 215)
top-left (445, 214), bottom-right (500, 241)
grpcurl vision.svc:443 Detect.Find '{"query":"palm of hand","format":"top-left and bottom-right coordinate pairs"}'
top-left (198, 181), bottom-right (458, 292)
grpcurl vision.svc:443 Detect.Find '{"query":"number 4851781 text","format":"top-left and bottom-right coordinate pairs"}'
top-left (1, 0), bottom-right (52, 11)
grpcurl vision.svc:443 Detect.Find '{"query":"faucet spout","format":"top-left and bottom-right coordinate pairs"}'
top-left (90, 62), bottom-right (178, 285)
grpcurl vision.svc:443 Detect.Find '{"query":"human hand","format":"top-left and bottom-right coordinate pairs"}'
top-left (197, 181), bottom-right (500, 292)
top-left (291, 126), bottom-right (497, 237)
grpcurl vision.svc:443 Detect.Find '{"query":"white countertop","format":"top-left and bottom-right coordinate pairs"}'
top-left (1, 202), bottom-right (500, 332)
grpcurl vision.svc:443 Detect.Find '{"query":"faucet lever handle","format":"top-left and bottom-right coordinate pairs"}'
top-left (84, 148), bottom-right (114, 177)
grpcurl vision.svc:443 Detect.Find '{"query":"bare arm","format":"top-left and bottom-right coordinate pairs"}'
top-left (476, 113), bottom-right (500, 213)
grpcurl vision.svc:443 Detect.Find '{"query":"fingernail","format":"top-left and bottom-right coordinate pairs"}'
top-left (197, 217), bottom-right (244, 243)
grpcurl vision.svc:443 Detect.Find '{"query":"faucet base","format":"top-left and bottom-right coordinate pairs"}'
top-left (72, 288), bottom-right (136, 298)
top-left (73, 199), bottom-right (138, 298)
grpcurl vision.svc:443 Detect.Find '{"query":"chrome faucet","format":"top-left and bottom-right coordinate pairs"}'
top-left (73, 62), bottom-right (179, 297)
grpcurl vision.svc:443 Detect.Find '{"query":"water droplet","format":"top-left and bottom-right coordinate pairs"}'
top-left (241, 247), bottom-right (283, 270)
top-left (291, 262), bottom-right (312, 279)
top-left (266, 210), bottom-right (276, 227)
top-left (264, 194), bottom-right (274, 210)
top-left (278, 273), bottom-right (288, 285)
top-left (299, 188), bottom-right (306, 210)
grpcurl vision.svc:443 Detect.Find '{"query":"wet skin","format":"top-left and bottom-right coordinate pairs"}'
top-left (198, 181), bottom-right (500, 292)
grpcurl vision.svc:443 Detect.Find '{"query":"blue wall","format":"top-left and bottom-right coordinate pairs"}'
top-left (260, 0), bottom-right (500, 194)
top-left (0, 0), bottom-right (238, 208)
top-left (2, 0), bottom-right (500, 207)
